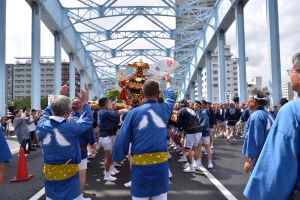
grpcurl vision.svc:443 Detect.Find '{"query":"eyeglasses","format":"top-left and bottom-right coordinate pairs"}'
top-left (287, 70), bottom-right (300, 75)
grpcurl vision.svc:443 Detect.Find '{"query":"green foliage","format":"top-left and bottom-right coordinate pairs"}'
top-left (174, 90), bottom-right (179, 100)
top-left (106, 89), bottom-right (120, 101)
top-left (9, 96), bottom-right (49, 110)
top-left (10, 96), bottom-right (31, 110)
top-left (41, 97), bottom-right (48, 109)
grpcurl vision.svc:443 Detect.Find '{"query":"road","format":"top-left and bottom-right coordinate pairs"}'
top-left (0, 136), bottom-right (250, 200)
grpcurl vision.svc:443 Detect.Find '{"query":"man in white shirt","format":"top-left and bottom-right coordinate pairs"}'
top-left (26, 109), bottom-right (40, 151)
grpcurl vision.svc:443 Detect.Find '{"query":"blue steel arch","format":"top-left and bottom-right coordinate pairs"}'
top-left (22, 0), bottom-right (254, 103)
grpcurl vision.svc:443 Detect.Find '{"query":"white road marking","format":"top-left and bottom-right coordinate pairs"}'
top-left (29, 187), bottom-right (45, 200)
top-left (10, 148), bottom-right (20, 153)
top-left (200, 166), bottom-right (238, 200)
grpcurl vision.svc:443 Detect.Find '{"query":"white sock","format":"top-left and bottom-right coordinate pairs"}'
top-left (189, 164), bottom-right (195, 170)
top-left (87, 146), bottom-right (92, 155)
top-left (105, 171), bottom-right (110, 176)
top-left (198, 159), bottom-right (202, 165)
top-left (208, 160), bottom-right (212, 164)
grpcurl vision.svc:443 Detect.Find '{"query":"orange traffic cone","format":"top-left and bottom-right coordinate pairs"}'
top-left (10, 148), bottom-right (33, 183)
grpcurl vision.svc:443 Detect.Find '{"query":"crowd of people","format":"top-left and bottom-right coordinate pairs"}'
top-left (1, 53), bottom-right (300, 200)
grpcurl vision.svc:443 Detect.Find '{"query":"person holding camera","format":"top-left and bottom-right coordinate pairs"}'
top-left (13, 110), bottom-right (30, 154)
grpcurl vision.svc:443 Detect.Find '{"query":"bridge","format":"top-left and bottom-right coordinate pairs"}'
top-left (0, 0), bottom-right (282, 114)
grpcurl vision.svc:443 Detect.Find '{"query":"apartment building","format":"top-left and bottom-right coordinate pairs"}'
top-left (194, 45), bottom-right (238, 103)
top-left (282, 82), bottom-right (294, 101)
top-left (7, 57), bottom-right (80, 102)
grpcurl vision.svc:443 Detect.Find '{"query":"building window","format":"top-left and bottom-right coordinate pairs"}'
top-left (213, 71), bottom-right (218, 74)
top-left (227, 71), bottom-right (230, 73)
top-left (227, 64), bottom-right (230, 66)
top-left (213, 84), bottom-right (218, 87)
top-left (213, 77), bottom-right (218, 81)
top-left (227, 84), bottom-right (230, 86)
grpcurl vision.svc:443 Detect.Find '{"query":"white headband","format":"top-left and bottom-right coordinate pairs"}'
top-left (249, 95), bottom-right (267, 100)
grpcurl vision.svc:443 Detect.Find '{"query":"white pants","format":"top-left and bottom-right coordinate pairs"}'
top-left (78, 158), bottom-right (87, 170)
top-left (132, 192), bottom-right (167, 200)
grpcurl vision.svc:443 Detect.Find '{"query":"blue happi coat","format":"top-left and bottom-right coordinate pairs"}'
top-left (38, 104), bottom-right (93, 200)
top-left (242, 106), bottom-right (275, 160)
top-left (69, 111), bottom-right (97, 160)
top-left (0, 129), bottom-right (13, 163)
top-left (112, 87), bottom-right (175, 197)
top-left (244, 99), bottom-right (300, 200)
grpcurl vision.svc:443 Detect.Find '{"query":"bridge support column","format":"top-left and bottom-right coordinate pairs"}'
top-left (236, 2), bottom-right (247, 103)
top-left (80, 70), bottom-right (85, 91)
top-left (69, 53), bottom-right (76, 99)
top-left (266, 0), bottom-right (282, 107)
top-left (218, 31), bottom-right (226, 103)
top-left (54, 32), bottom-right (62, 95)
top-left (31, 1), bottom-right (41, 109)
top-left (88, 84), bottom-right (92, 101)
top-left (197, 68), bottom-right (202, 101)
top-left (190, 82), bottom-right (195, 102)
top-left (206, 51), bottom-right (212, 102)
top-left (0, 0), bottom-right (6, 115)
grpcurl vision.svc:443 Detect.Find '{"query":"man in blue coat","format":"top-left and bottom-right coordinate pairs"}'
top-left (112, 76), bottom-right (175, 200)
top-left (38, 85), bottom-right (93, 200)
top-left (243, 53), bottom-right (300, 200)
top-left (69, 98), bottom-right (97, 199)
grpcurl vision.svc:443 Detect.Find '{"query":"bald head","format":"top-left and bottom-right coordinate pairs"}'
top-left (72, 99), bottom-right (83, 112)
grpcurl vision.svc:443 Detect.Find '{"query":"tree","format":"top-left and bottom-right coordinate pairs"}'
top-left (9, 96), bottom-right (49, 110)
top-left (10, 96), bottom-right (31, 110)
top-left (175, 90), bottom-right (179, 100)
top-left (106, 89), bottom-right (123, 103)
top-left (41, 97), bottom-right (48, 109)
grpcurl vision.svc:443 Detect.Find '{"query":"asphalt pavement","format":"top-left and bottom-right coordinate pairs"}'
top-left (0, 136), bottom-right (250, 200)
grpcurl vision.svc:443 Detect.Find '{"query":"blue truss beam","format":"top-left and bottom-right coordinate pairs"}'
top-left (110, 15), bottom-right (136, 32)
top-left (103, 0), bottom-right (118, 8)
top-left (67, 10), bottom-right (106, 36)
top-left (79, 30), bottom-right (199, 41)
top-left (175, 9), bottom-right (213, 33)
top-left (66, 6), bottom-right (213, 19)
top-left (143, 15), bottom-right (171, 31)
top-left (87, 49), bottom-right (193, 59)
top-left (145, 55), bottom-right (159, 63)
top-left (145, 38), bottom-right (168, 50)
top-left (80, 34), bottom-right (112, 51)
top-left (119, 55), bottom-right (138, 65)
top-left (162, 0), bottom-right (177, 11)
top-left (78, 0), bottom-right (101, 10)
top-left (115, 38), bottom-right (137, 50)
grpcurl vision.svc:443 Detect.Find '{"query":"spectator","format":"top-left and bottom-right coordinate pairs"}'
top-left (8, 102), bottom-right (16, 115)
top-left (233, 95), bottom-right (239, 104)
top-left (273, 106), bottom-right (279, 117)
top-left (158, 97), bottom-right (164, 103)
top-left (1, 117), bottom-right (10, 137)
top-left (279, 98), bottom-right (289, 107)
top-left (26, 109), bottom-right (40, 149)
top-left (13, 110), bottom-right (30, 154)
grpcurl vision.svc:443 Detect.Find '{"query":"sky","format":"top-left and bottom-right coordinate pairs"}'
top-left (5, 0), bottom-right (300, 88)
